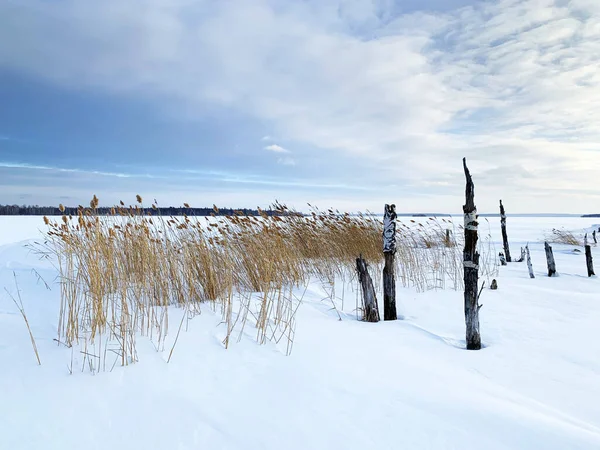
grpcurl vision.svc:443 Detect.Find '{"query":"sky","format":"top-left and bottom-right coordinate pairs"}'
top-left (0, 0), bottom-right (599, 214)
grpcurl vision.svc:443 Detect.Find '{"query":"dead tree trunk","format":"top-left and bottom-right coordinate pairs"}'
top-left (356, 255), bottom-right (380, 322)
top-left (383, 204), bottom-right (397, 321)
top-left (499, 200), bottom-right (511, 262)
top-left (544, 242), bottom-right (556, 277)
top-left (585, 234), bottom-right (595, 277)
top-left (462, 158), bottom-right (481, 350)
top-left (526, 244), bottom-right (534, 278)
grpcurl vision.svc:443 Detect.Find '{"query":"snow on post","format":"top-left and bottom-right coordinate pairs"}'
top-left (544, 242), bottom-right (556, 277)
top-left (356, 255), bottom-right (380, 322)
top-left (499, 200), bottom-right (512, 262)
top-left (462, 158), bottom-right (481, 350)
top-left (526, 244), bottom-right (535, 279)
top-left (584, 234), bottom-right (595, 277)
top-left (383, 204), bottom-right (397, 321)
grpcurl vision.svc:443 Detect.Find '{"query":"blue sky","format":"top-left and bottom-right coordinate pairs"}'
top-left (1, 0), bottom-right (599, 213)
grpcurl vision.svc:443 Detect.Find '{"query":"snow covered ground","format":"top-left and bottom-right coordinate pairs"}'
top-left (1, 215), bottom-right (600, 449)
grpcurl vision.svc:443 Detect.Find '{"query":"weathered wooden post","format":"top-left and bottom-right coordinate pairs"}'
top-left (584, 234), bottom-right (595, 277)
top-left (526, 244), bottom-right (535, 278)
top-left (356, 255), bottom-right (380, 322)
top-left (499, 200), bottom-right (511, 262)
top-left (445, 229), bottom-right (452, 247)
top-left (462, 158), bottom-right (481, 350)
top-left (383, 204), bottom-right (397, 321)
top-left (516, 247), bottom-right (526, 263)
top-left (544, 242), bottom-right (556, 277)
top-left (499, 252), bottom-right (507, 266)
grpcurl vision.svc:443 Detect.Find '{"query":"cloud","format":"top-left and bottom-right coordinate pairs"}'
top-left (277, 157), bottom-right (296, 166)
top-left (264, 144), bottom-right (290, 154)
top-left (0, 0), bottom-right (599, 212)
top-left (0, 161), bottom-right (144, 179)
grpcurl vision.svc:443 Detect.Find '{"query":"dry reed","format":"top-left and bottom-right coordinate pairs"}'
top-left (35, 197), bottom-right (497, 371)
top-left (546, 228), bottom-right (583, 246)
top-left (5, 272), bottom-right (41, 365)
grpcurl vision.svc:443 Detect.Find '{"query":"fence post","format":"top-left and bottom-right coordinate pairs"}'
top-left (499, 200), bottom-right (512, 262)
top-left (462, 158), bottom-right (481, 350)
top-left (526, 244), bottom-right (535, 278)
top-left (544, 242), bottom-right (556, 277)
top-left (585, 234), bottom-right (595, 277)
top-left (356, 255), bottom-right (380, 322)
top-left (383, 204), bottom-right (397, 321)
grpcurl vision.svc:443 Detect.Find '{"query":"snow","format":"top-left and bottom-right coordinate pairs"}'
top-left (1, 215), bottom-right (600, 449)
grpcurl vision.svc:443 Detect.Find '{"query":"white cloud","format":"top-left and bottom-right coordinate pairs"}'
top-left (0, 0), bottom-right (599, 212)
top-left (264, 144), bottom-right (290, 153)
top-left (277, 157), bottom-right (296, 166)
top-left (0, 161), bottom-right (138, 178)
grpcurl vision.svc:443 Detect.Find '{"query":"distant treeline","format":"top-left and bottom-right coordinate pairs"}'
top-left (0, 204), bottom-right (280, 216)
top-left (582, 214), bottom-right (600, 218)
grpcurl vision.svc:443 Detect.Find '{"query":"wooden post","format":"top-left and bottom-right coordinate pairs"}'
top-left (526, 244), bottom-right (534, 278)
top-left (383, 204), bottom-right (397, 321)
top-left (356, 255), bottom-right (380, 322)
top-left (499, 200), bottom-right (511, 262)
top-left (445, 229), bottom-right (452, 247)
top-left (516, 247), bottom-right (525, 263)
top-left (499, 252), bottom-right (507, 266)
top-left (585, 234), bottom-right (595, 277)
top-left (462, 158), bottom-right (481, 350)
top-left (544, 242), bottom-right (556, 277)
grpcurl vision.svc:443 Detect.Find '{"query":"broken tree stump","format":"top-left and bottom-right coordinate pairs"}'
top-left (526, 244), bottom-right (535, 278)
top-left (462, 158), bottom-right (481, 350)
top-left (383, 204), bottom-right (397, 321)
top-left (544, 241), bottom-right (556, 277)
top-left (585, 234), bottom-right (595, 277)
top-left (499, 200), bottom-right (511, 262)
top-left (499, 252), bottom-right (507, 266)
top-left (515, 247), bottom-right (525, 263)
top-left (356, 255), bottom-right (380, 322)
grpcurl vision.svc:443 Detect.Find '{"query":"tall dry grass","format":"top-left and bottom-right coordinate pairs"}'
top-left (35, 197), bottom-right (497, 371)
top-left (546, 228), bottom-right (583, 246)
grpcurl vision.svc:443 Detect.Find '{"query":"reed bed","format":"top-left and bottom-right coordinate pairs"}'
top-left (35, 197), bottom-right (497, 371)
top-left (546, 228), bottom-right (584, 246)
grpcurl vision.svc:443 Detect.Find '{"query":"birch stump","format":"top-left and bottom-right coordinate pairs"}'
top-left (383, 204), bottom-right (397, 321)
top-left (526, 244), bottom-right (535, 278)
top-left (584, 234), bottom-right (595, 277)
top-left (499, 200), bottom-right (511, 262)
top-left (544, 241), bottom-right (556, 277)
top-left (462, 158), bottom-right (481, 350)
top-left (356, 255), bottom-right (380, 322)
